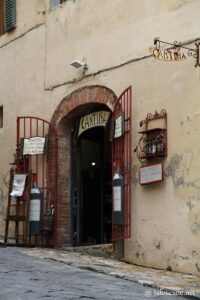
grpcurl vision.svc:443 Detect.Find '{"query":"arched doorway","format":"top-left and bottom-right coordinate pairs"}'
top-left (71, 104), bottom-right (112, 246)
top-left (51, 86), bottom-right (117, 247)
top-left (51, 85), bottom-right (132, 247)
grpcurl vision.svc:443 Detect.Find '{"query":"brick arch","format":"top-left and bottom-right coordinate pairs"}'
top-left (51, 85), bottom-right (117, 128)
top-left (51, 85), bottom-right (117, 247)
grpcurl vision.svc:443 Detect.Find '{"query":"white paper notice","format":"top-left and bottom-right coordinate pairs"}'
top-left (23, 137), bottom-right (45, 155)
top-left (10, 174), bottom-right (27, 197)
top-left (114, 115), bottom-right (123, 138)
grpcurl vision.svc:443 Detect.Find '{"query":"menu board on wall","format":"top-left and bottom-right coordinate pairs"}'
top-left (114, 115), bottom-right (125, 139)
top-left (23, 137), bottom-right (46, 155)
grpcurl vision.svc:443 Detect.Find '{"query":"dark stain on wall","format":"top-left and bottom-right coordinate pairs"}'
top-left (166, 265), bottom-right (172, 271)
top-left (191, 222), bottom-right (200, 235)
top-left (196, 263), bottom-right (200, 272)
top-left (135, 241), bottom-right (145, 260)
top-left (131, 165), bottom-right (138, 185)
top-left (165, 154), bottom-right (182, 178)
top-left (175, 176), bottom-right (184, 186)
top-left (164, 154), bottom-right (183, 186)
top-left (186, 201), bottom-right (194, 211)
top-left (179, 256), bottom-right (189, 260)
top-left (155, 242), bottom-right (161, 249)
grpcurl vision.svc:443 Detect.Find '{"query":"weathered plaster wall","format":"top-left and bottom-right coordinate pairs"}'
top-left (44, 0), bottom-right (199, 89)
top-left (0, 0), bottom-right (46, 48)
top-left (0, 0), bottom-right (200, 275)
top-left (125, 57), bottom-right (200, 276)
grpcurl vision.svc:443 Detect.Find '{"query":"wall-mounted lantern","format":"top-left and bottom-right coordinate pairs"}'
top-left (134, 109), bottom-right (167, 185)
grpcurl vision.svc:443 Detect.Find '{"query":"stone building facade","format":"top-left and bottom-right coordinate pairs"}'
top-left (0, 0), bottom-right (200, 276)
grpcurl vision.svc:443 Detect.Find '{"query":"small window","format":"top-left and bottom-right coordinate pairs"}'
top-left (0, 0), bottom-right (16, 36)
top-left (0, 106), bottom-right (3, 128)
top-left (50, 0), bottom-right (67, 9)
top-left (0, 0), bottom-right (4, 35)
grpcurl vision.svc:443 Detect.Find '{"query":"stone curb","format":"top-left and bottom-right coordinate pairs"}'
top-left (74, 265), bottom-right (200, 300)
top-left (17, 247), bottom-right (200, 300)
top-left (44, 257), bottom-right (200, 300)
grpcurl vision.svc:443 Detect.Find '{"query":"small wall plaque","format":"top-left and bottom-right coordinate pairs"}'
top-left (140, 163), bottom-right (163, 185)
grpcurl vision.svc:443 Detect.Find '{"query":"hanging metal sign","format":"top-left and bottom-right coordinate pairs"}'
top-left (78, 111), bottom-right (110, 136)
top-left (23, 137), bottom-right (46, 155)
top-left (149, 48), bottom-right (187, 61)
top-left (151, 38), bottom-right (200, 67)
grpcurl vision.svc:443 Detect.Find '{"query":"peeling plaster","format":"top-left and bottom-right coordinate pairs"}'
top-left (165, 153), bottom-right (198, 191)
top-left (135, 242), bottom-right (145, 260)
top-left (165, 154), bottom-right (183, 186)
top-left (180, 121), bottom-right (184, 126)
top-left (175, 176), bottom-right (184, 187)
top-left (191, 222), bottom-right (200, 235)
top-left (192, 250), bottom-right (198, 257)
top-left (131, 165), bottom-right (138, 185)
top-left (186, 200), bottom-right (194, 211)
top-left (155, 242), bottom-right (161, 250)
top-left (196, 263), bottom-right (200, 272)
top-left (165, 154), bottom-right (182, 178)
top-left (179, 256), bottom-right (189, 260)
top-left (186, 181), bottom-right (196, 188)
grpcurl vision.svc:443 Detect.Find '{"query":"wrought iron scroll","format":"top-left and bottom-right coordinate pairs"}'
top-left (152, 38), bottom-right (200, 67)
top-left (135, 109), bottom-right (167, 164)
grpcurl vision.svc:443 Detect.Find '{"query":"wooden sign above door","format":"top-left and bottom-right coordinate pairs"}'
top-left (140, 163), bottom-right (163, 185)
top-left (78, 111), bottom-right (110, 136)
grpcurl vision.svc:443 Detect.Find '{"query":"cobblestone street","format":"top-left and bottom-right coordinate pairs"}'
top-left (0, 246), bottom-right (192, 300)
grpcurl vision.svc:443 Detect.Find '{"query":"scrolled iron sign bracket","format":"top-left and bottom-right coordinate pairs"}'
top-left (153, 37), bottom-right (200, 67)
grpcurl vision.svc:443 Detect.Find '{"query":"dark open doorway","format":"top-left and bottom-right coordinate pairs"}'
top-left (71, 113), bottom-right (112, 246)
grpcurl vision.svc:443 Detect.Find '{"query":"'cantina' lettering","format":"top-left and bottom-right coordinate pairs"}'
top-left (78, 111), bottom-right (110, 136)
top-left (149, 48), bottom-right (187, 61)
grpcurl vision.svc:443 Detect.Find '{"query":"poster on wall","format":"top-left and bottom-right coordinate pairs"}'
top-left (140, 163), bottom-right (163, 185)
top-left (10, 174), bottom-right (27, 197)
top-left (114, 115), bottom-right (124, 139)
